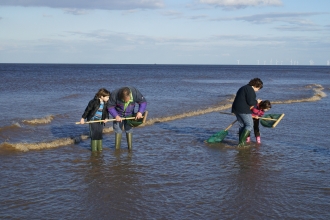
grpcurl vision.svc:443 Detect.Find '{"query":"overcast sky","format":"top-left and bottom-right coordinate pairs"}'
top-left (0, 0), bottom-right (329, 65)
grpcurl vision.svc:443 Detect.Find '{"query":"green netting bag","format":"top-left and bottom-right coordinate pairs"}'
top-left (260, 113), bottom-right (285, 128)
top-left (206, 131), bottom-right (229, 143)
top-left (205, 120), bottom-right (237, 143)
top-left (125, 111), bottom-right (148, 127)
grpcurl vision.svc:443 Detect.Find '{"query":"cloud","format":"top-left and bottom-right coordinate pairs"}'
top-left (42, 14), bottom-right (53, 18)
top-left (63, 8), bottom-right (89, 15)
top-left (230, 12), bottom-right (325, 25)
top-left (199, 0), bottom-right (282, 9)
top-left (189, 15), bottom-right (208, 20)
top-left (211, 12), bottom-right (327, 32)
top-left (161, 10), bottom-right (184, 19)
top-left (0, 0), bottom-right (164, 10)
top-left (275, 25), bottom-right (322, 32)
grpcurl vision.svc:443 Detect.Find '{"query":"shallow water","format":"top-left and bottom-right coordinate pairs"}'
top-left (0, 64), bottom-right (330, 219)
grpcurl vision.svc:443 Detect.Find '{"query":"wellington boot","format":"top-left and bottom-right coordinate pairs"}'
top-left (91, 140), bottom-right (98, 152)
top-left (115, 133), bottom-right (122, 150)
top-left (97, 140), bottom-right (103, 151)
top-left (126, 133), bottom-right (132, 150)
top-left (238, 129), bottom-right (250, 147)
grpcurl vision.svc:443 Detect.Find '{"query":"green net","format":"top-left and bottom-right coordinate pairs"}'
top-left (260, 113), bottom-right (285, 128)
top-left (205, 130), bottom-right (228, 143)
top-left (125, 111), bottom-right (148, 127)
top-left (205, 120), bottom-right (237, 144)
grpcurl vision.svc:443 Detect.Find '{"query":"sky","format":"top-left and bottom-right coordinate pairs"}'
top-left (0, 0), bottom-right (329, 65)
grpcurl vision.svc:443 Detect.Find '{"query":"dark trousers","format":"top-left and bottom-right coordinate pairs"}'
top-left (248, 118), bottom-right (261, 137)
top-left (89, 123), bottom-right (103, 140)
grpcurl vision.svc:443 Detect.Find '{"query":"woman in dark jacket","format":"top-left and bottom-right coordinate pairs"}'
top-left (80, 88), bottom-right (110, 152)
top-left (232, 78), bottom-right (263, 147)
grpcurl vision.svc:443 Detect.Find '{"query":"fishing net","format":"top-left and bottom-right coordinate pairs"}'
top-left (126, 111), bottom-right (148, 127)
top-left (205, 120), bottom-right (237, 143)
top-left (260, 113), bottom-right (285, 128)
top-left (205, 130), bottom-right (228, 143)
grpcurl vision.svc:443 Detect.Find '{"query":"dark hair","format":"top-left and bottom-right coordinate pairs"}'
top-left (95, 88), bottom-right (110, 98)
top-left (119, 87), bottom-right (131, 100)
top-left (259, 100), bottom-right (271, 110)
top-left (248, 78), bottom-right (263, 90)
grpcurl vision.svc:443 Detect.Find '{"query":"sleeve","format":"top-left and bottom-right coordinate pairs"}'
top-left (251, 106), bottom-right (259, 115)
top-left (132, 87), bottom-right (147, 113)
top-left (251, 106), bottom-right (264, 117)
top-left (81, 100), bottom-right (93, 119)
top-left (246, 87), bottom-right (257, 107)
top-left (107, 93), bottom-right (119, 118)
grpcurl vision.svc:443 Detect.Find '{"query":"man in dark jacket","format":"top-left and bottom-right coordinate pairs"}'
top-left (232, 78), bottom-right (263, 147)
top-left (107, 86), bottom-right (147, 150)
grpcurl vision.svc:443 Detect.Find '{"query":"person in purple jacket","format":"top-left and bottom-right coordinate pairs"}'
top-left (232, 78), bottom-right (263, 147)
top-left (107, 86), bottom-right (147, 150)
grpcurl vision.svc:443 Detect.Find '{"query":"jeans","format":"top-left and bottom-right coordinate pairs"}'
top-left (235, 113), bottom-right (253, 135)
top-left (113, 121), bottom-right (133, 134)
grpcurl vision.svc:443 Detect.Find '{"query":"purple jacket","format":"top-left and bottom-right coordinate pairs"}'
top-left (107, 87), bottom-right (147, 118)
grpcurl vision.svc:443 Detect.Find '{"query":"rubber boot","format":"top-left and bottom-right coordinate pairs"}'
top-left (115, 133), bottom-right (122, 150)
top-left (238, 129), bottom-right (250, 147)
top-left (97, 140), bottom-right (103, 151)
top-left (126, 133), bottom-right (132, 150)
top-left (91, 140), bottom-right (98, 152)
top-left (256, 136), bottom-right (261, 144)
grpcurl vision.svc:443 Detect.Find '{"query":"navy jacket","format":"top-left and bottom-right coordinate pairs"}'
top-left (231, 85), bottom-right (257, 114)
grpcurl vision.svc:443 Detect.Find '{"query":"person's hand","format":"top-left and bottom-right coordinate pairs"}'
top-left (115, 115), bottom-right (122, 122)
top-left (257, 99), bottom-right (262, 103)
top-left (80, 118), bottom-right (85, 124)
top-left (135, 112), bottom-right (143, 120)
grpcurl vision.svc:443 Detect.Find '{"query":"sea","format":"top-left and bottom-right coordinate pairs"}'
top-left (0, 64), bottom-right (329, 219)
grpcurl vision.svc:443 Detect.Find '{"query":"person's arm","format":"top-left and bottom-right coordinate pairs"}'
top-left (81, 100), bottom-right (94, 122)
top-left (131, 87), bottom-right (147, 119)
top-left (107, 93), bottom-right (122, 121)
top-left (246, 86), bottom-right (259, 106)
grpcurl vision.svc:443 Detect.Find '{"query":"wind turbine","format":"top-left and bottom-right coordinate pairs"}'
top-left (309, 60), bottom-right (314, 65)
top-left (264, 61), bottom-right (266, 65)
top-left (237, 60), bottom-right (240, 65)
top-left (327, 60), bottom-right (329, 65)
top-left (276, 60), bottom-right (278, 65)
top-left (270, 59), bottom-right (272, 65)
top-left (257, 60), bottom-right (259, 65)
top-left (281, 61), bottom-right (283, 65)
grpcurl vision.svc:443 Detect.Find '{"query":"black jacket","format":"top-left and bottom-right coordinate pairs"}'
top-left (231, 84), bottom-right (257, 114)
top-left (82, 97), bottom-right (109, 121)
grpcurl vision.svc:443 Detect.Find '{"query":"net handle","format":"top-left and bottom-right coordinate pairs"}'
top-left (271, 113), bottom-right (285, 128)
top-left (75, 116), bottom-right (143, 124)
top-left (260, 117), bottom-right (277, 121)
top-left (225, 120), bottom-right (237, 131)
top-left (220, 111), bottom-right (279, 121)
